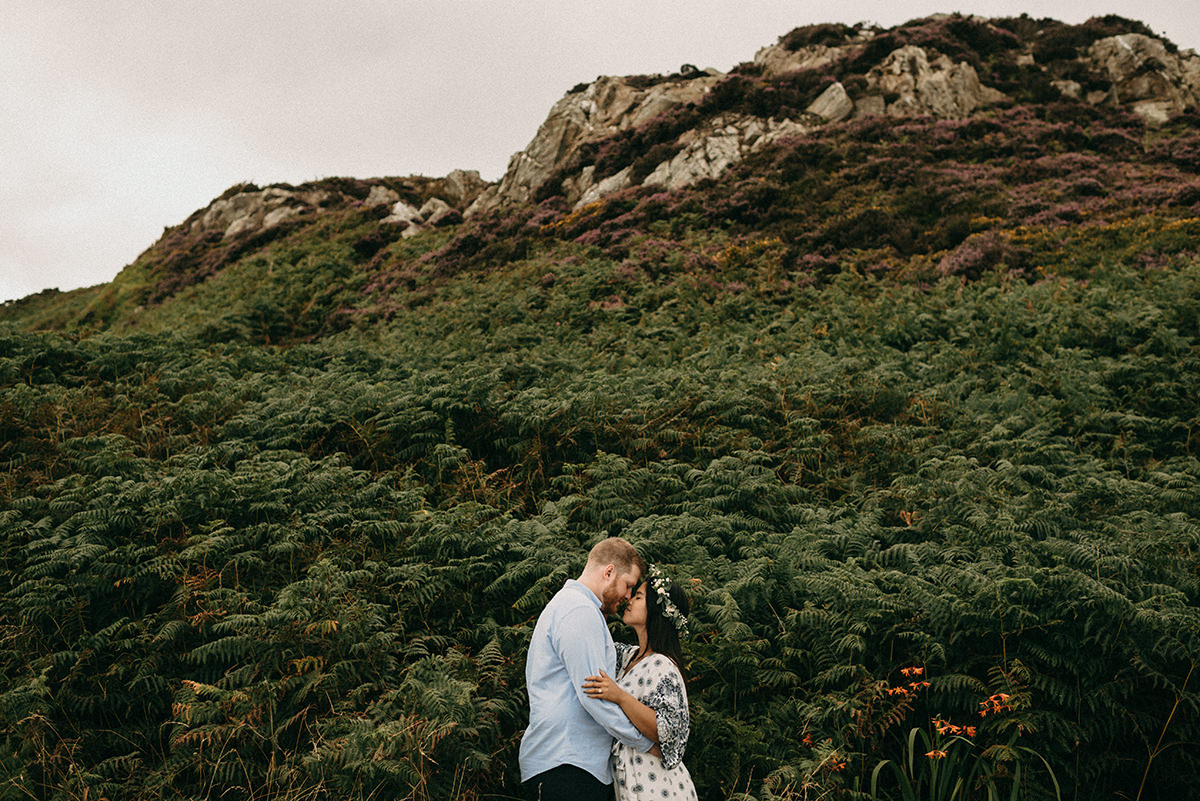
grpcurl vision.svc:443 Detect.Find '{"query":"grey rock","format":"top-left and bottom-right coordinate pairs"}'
top-left (365, 185), bottom-right (401, 206)
top-left (192, 186), bottom-right (329, 240)
top-left (576, 166), bottom-right (634, 207)
top-left (641, 115), bottom-right (810, 194)
top-left (383, 201), bottom-right (422, 230)
top-left (1054, 80), bottom-right (1083, 100)
top-left (751, 28), bottom-right (872, 78)
top-left (865, 45), bottom-right (1006, 119)
top-left (807, 82), bottom-right (854, 122)
top-left (468, 72), bottom-right (722, 215)
top-left (440, 169), bottom-right (488, 206)
top-left (855, 95), bottom-right (886, 117)
top-left (418, 197), bottom-right (456, 226)
top-left (1087, 34), bottom-right (1200, 123)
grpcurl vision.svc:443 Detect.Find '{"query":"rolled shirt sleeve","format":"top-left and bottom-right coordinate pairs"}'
top-left (556, 605), bottom-right (654, 750)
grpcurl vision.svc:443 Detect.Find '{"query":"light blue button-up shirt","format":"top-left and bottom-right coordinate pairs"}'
top-left (519, 579), bottom-right (654, 783)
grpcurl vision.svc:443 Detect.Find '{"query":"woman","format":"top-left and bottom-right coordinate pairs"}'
top-left (583, 564), bottom-right (697, 801)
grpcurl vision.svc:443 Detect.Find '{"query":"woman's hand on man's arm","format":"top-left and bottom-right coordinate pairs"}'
top-left (583, 670), bottom-right (660, 742)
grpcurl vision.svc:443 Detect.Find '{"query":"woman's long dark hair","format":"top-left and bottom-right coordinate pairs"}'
top-left (644, 578), bottom-right (689, 678)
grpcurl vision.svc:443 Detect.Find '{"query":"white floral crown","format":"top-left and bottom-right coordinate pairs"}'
top-left (646, 563), bottom-right (689, 637)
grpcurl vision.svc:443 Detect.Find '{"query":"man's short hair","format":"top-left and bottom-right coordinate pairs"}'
top-left (587, 536), bottom-right (644, 576)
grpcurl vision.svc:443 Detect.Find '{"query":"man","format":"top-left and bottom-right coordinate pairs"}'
top-left (520, 536), bottom-right (655, 800)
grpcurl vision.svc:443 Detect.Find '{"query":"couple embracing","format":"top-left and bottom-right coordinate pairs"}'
top-left (519, 537), bottom-right (697, 801)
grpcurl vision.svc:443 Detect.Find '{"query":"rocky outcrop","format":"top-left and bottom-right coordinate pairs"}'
top-left (467, 73), bottom-right (723, 214)
top-left (159, 19), bottom-right (1195, 238)
top-left (195, 186), bottom-right (332, 240)
top-left (186, 171), bottom-right (486, 243)
top-left (365, 185), bottom-right (401, 207)
top-left (864, 46), bottom-right (1007, 119)
top-left (134, 170), bottom-right (486, 305)
top-left (751, 29), bottom-right (871, 78)
top-left (1086, 34), bottom-right (1200, 123)
top-left (467, 28), bottom-right (1020, 216)
top-left (754, 42), bottom-right (847, 78)
top-left (642, 115), bottom-right (812, 193)
top-left (468, 41), bottom-right (1009, 215)
top-left (384, 196), bottom-right (462, 237)
top-left (572, 166), bottom-right (636, 207)
top-left (464, 19), bottom-right (1200, 218)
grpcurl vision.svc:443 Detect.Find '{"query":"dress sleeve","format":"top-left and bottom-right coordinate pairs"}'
top-left (643, 657), bottom-right (690, 769)
top-left (613, 642), bottom-right (638, 674)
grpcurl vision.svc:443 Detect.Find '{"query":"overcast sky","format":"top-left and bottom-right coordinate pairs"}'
top-left (2, 1), bottom-right (1197, 304)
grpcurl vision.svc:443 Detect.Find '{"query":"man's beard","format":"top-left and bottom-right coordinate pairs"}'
top-left (600, 585), bottom-right (623, 615)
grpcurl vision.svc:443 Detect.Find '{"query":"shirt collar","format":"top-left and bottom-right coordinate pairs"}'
top-left (564, 578), bottom-right (601, 609)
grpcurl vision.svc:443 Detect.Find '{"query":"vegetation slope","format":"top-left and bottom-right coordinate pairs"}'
top-left (2, 14), bottom-right (1198, 801)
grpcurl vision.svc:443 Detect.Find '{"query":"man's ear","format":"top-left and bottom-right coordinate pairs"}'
top-left (601, 563), bottom-right (615, 580)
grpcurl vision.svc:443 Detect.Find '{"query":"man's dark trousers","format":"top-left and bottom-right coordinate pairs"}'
top-left (522, 764), bottom-right (610, 801)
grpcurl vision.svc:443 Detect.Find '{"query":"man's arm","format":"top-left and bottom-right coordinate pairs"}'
top-left (556, 607), bottom-right (654, 751)
top-left (590, 668), bottom-right (659, 740)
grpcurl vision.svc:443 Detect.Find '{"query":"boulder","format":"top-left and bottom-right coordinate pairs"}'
top-left (576, 166), bottom-right (634, 207)
top-left (260, 205), bottom-right (304, 230)
top-left (864, 45), bottom-right (1006, 118)
top-left (193, 186), bottom-right (330, 240)
top-left (418, 197), bottom-right (455, 226)
top-left (807, 81), bottom-right (854, 122)
top-left (1053, 79), bottom-right (1083, 100)
top-left (384, 200), bottom-right (422, 225)
top-left (439, 169), bottom-right (488, 206)
top-left (365, 185), bottom-right (401, 207)
top-left (753, 39), bottom-right (858, 78)
top-left (1087, 34), bottom-right (1200, 123)
top-left (641, 115), bottom-right (810, 194)
top-left (855, 95), bottom-right (887, 117)
top-left (468, 72), bottom-right (723, 215)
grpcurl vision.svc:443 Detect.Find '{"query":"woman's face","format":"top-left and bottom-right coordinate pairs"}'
top-left (622, 583), bottom-right (647, 628)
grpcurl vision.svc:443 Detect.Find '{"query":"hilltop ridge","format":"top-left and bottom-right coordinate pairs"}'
top-left (5, 13), bottom-right (1198, 335)
top-left (470, 13), bottom-right (1199, 213)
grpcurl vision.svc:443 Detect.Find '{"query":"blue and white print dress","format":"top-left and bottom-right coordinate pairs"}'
top-left (611, 643), bottom-right (698, 801)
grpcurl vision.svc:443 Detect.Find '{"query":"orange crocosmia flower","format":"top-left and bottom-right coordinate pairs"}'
top-left (900, 666), bottom-right (925, 677)
top-left (925, 749), bottom-right (948, 759)
top-left (965, 726), bottom-right (978, 737)
top-left (933, 719), bottom-right (963, 735)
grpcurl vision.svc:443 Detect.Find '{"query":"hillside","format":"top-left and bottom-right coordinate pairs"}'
top-left (2, 14), bottom-right (1199, 801)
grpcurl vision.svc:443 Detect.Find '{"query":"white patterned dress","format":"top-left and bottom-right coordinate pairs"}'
top-left (610, 643), bottom-right (698, 801)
